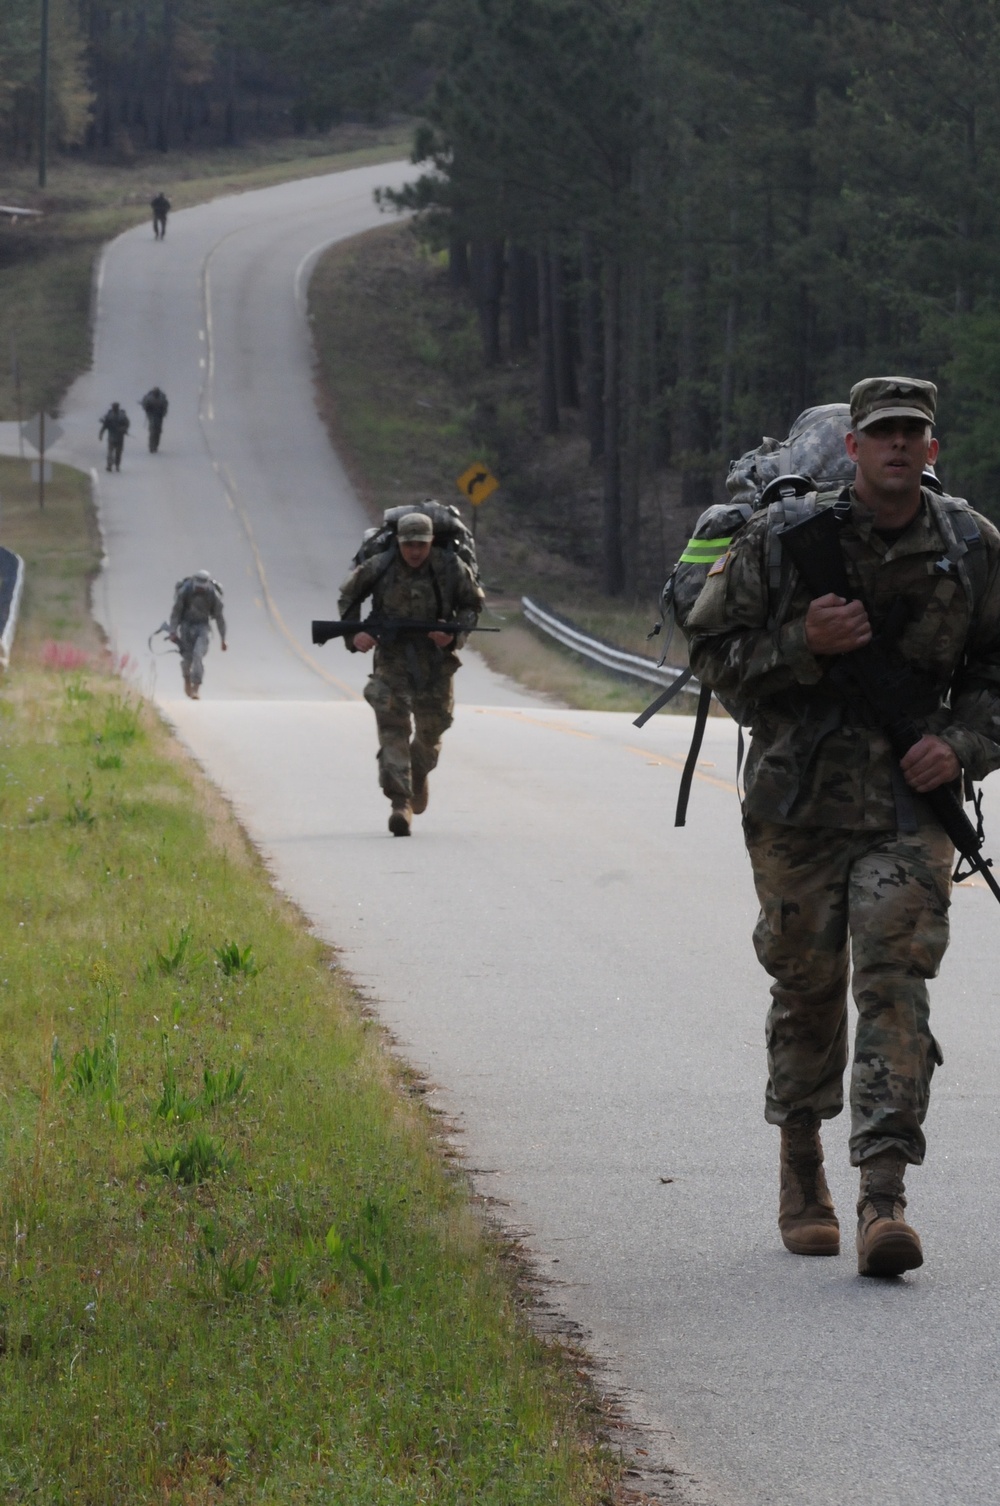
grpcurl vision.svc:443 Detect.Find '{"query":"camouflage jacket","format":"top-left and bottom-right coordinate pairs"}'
top-left (170, 579), bottom-right (226, 637)
top-left (685, 487), bottom-right (1000, 828)
top-left (337, 547), bottom-right (484, 674)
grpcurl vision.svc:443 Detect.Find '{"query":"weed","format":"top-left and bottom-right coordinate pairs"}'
top-left (97, 696), bottom-right (141, 747)
top-left (50, 1036), bottom-right (66, 1091)
top-left (201, 1063), bottom-right (246, 1107)
top-left (269, 1257), bottom-right (306, 1308)
top-left (214, 940), bottom-right (259, 978)
top-left (94, 752), bottom-right (122, 771)
top-left (154, 1059), bottom-right (201, 1125)
top-left (347, 1248), bottom-right (402, 1303)
top-left (65, 774), bottom-right (95, 827)
top-left (63, 675), bottom-right (93, 704)
top-left (142, 1132), bottom-right (232, 1184)
top-left (326, 1216), bottom-right (400, 1303)
top-left (153, 923), bottom-right (195, 976)
top-left (193, 1222), bottom-right (261, 1304)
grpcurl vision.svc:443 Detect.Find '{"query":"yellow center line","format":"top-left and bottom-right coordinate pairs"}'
top-left (477, 710), bottom-right (739, 794)
top-left (479, 708), bottom-right (596, 740)
top-left (198, 227), bottom-right (360, 701)
top-left (623, 744), bottom-right (739, 793)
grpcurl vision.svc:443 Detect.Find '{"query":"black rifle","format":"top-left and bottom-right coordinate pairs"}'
top-left (780, 505), bottom-right (1000, 906)
top-left (311, 617), bottom-right (499, 647)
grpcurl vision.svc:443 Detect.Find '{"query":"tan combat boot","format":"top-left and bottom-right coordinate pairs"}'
top-left (778, 1122), bottom-right (840, 1256)
top-left (388, 801), bottom-right (412, 837)
top-left (410, 748), bottom-right (430, 815)
top-left (410, 774), bottom-right (429, 816)
top-left (856, 1150), bottom-right (922, 1277)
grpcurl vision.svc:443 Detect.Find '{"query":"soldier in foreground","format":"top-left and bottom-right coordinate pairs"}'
top-left (338, 510), bottom-right (483, 835)
top-left (685, 378), bottom-right (1000, 1276)
top-left (151, 192), bottom-right (171, 239)
top-left (98, 402), bottom-right (130, 471)
top-left (140, 387), bottom-right (169, 451)
top-left (168, 570), bottom-right (227, 699)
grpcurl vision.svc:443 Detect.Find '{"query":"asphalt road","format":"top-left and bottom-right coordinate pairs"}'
top-left (7, 161), bottom-right (1000, 1506)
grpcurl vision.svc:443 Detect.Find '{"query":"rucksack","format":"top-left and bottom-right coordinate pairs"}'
top-left (643, 405), bottom-right (855, 711)
top-left (636, 405), bottom-right (986, 826)
top-left (352, 500), bottom-right (480, 581)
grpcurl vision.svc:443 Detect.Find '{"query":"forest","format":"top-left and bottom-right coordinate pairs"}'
top-left (5, 0), bottom-right (1000, 592)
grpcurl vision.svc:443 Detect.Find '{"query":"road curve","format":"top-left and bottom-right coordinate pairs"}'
top-left (11, 162), bottom-right (1000, 1506)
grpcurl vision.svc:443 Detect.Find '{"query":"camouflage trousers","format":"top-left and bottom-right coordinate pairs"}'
top-left (105, 434), bottom-right (124, 470)
top-left (363, 662), bottom-right (456, 804)
top-left (744, 812), bottom-right (953, 1166)
top-left (178, 623), bottom-right (211, 689)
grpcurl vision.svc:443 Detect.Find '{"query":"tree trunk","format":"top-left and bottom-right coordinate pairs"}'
top-left (469, 239), bottom-right (505, 366)
top-left (551, 254), bottom-right (579, 409)
top-left (580, 232), bottom-right (604, 463)
top-left (538, 248), bottom-right (560, 434)
top-left (448, 233), bottom-right (470, 289)
top-left (719, 205), bottom-right (739, 472)
top-left (507, 246), bottom-right (533, 354)
top-left (620, 253), bottom-right (643, 596)
top-left (677, 202), bottom-right (713, 520)
top-left (602, 256), bottom-right (624, 595)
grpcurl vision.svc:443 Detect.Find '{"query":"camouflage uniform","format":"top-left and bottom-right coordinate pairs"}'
top-left (99, 405), bottom-right (130, 471)
top-left (151, 193), bottom-right (171, 239)
top-left (140, 388), bottom-right (168, 452)
top-left (169, 574), bottom-right (226, 694)
top-left (338, 547), bottom-right (483, 805)
top-left (686, 486), bottom-right (1000, 1164)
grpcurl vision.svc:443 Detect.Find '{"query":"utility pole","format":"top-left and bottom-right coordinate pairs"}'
top-left (39, 0), bottom-right (50, 188)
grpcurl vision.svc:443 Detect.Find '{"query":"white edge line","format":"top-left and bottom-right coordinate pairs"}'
top-left (0, 551), bottom-right (25, 668)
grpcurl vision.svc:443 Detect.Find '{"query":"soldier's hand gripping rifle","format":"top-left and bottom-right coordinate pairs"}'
top-left (311, 617), bottom-right (499, 647)
top-left (780, 505), bottom-right (1000, 906)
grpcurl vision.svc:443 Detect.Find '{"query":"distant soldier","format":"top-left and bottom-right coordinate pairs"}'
top-left (140, 387), bottom-right (169, 452)
top-left (151, 192), bottom-right (171, 239)
top-left (337, 509), bottom-right (483, 835)
top-left (98, 402), bottom-right (130, 472)
top-left (168, 570), bottom-right (227, 700)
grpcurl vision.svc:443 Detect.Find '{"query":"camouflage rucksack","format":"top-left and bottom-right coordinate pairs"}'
top-left (353, 499), bottom-right (480, 582)
top-left (645, 404), bottom-right (854, 696)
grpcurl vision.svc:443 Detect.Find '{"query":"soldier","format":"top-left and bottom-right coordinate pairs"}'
top-left (140, 387), bottom-right (169, 452)
top-left (685, 377), bottom-right (1000, 1276)
top-left (151, 192), bottom-right (171, 239)
top-left (98, 402), bottom-right (130, 472)
top-left (168, 570), bottom-right (227, 700)
top-left (338, 509), bottom-right (484, 835)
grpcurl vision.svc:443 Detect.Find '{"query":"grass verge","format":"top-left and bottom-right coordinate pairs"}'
top-left (309, 224), bottom-right (696, 715)
top-left (0, 456), bottom-right (624, 1502)
top-left (1, 125), bottom-right (412, 419)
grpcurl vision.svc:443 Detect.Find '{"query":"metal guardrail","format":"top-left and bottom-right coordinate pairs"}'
top-left (520, 596), bottom-right (699, 693)
top-left (0, 547), bottom-right (25, 669)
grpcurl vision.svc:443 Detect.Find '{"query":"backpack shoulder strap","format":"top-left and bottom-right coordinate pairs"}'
top-left (928, 492), bottom-right (987, 617)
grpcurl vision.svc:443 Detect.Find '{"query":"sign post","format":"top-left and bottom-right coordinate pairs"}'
top-left (456, 462), bottom-right (500, 539)
top-left (21, 412), bottom-right (63, 510)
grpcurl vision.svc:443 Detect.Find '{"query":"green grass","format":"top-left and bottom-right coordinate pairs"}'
top-left (0, 125), bottom-right (412, 419)
top-left (0, 456), bottom-right (104, 661)
top-left (0, 418), bottom-right (622, 1504)
top-left (0, 670), bottom-right (617, 1502)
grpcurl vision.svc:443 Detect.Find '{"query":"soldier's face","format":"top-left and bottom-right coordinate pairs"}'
top-left (845, 418), bottom-right (939, 494)
top-left (399, 540), bottom-right (432, 568)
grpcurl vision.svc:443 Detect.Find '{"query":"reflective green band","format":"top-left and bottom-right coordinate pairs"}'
top-left (679, 535), bottom-right (733, 564)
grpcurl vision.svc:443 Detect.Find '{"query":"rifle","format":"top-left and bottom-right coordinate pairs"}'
top-left (780, 505), bottom-right (1000, 906)
top-left (311, 617), bottom-right (499, 647)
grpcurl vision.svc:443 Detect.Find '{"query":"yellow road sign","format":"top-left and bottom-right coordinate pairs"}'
top-left (456, 462), bottom-right (500, 507)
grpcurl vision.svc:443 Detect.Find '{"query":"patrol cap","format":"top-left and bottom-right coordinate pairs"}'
top-left (397, 511), bottom-right (434, 542)
top-left (850, 376), bottom-right (937, 432)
